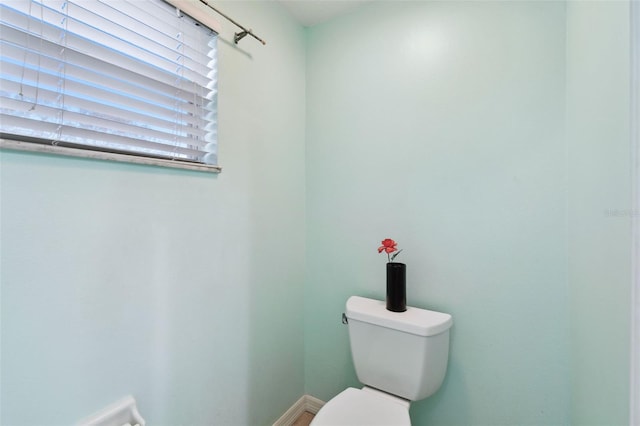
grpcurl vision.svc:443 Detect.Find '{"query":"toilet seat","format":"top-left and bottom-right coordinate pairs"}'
top-left (311, 387), bottom-right (411, 426)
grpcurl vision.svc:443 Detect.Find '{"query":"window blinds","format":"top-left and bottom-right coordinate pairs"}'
top-left (0, 0), bottom-right (219, 169)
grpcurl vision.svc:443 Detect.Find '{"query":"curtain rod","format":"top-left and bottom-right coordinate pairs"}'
top-left (198, 0), bottom-right (266, 45)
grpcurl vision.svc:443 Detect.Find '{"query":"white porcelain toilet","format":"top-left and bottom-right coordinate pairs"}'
top-left (311, 296), bottom-right (453, 426)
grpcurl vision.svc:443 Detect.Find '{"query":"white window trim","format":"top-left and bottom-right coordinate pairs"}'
top-left (0, 139), bottom-right (221, 173)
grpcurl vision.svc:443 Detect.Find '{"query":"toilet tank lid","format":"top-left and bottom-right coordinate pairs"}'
top-left (346, 296), bottom-right (452, 337)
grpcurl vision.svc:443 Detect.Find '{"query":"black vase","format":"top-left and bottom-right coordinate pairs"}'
top-left (386, 262), bottom-right (406, 312)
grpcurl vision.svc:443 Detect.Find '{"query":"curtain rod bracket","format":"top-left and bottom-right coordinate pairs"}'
top-left (198, 0), bottom-right (266, 46)
top-left (234, 30), bottom-right (248, 44)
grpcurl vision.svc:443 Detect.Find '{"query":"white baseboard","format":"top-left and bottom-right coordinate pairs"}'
top-left (272, 394), bottom-right (326, 426)
top-left (302, 394), bottom-right (325, 414)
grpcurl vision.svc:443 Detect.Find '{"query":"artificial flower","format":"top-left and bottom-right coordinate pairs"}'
top-left (378, 238), bottom-right (403, 262)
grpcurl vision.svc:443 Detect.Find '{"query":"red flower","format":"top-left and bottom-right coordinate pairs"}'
top-left (378, 238), bottom-right (403, 262)
top-left (378, 238), bottom-right (397, 254)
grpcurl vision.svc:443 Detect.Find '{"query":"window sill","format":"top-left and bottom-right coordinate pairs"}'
top-left (0, 139), bottom-right (222, 173)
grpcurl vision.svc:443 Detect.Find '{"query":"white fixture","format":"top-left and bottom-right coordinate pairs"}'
top-left (311, 296), bottom-right (452, 425)
top-left (77, 395), bottom-right (145, 426)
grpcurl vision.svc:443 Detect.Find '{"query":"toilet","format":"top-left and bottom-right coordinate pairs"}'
top-left (311, 296), bottom-right (452, 425)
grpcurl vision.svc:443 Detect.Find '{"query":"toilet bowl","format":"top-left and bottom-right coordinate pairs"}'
top-left (310, 387), bottom-right (410, 426)
top-left (310, 296), bottom-right (452, 426)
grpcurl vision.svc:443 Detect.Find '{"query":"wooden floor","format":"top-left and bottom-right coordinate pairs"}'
top-left (292, 411), bottom-right (315, 426)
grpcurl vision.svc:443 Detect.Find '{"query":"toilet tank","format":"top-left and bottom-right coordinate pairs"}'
top-left (345, 296), bottom-right (453, 401)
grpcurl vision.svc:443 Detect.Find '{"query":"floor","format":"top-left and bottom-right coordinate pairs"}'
top-left (292, 411), bottom-right (315, 426)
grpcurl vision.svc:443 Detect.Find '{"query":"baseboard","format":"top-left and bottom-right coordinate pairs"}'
top-left (272, 394), bottom-right (326, 426)
top-left (302, 394), bottom-right (325, 414)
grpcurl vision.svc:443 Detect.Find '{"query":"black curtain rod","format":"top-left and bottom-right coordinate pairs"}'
top-left (198, 0), bottom-right (266, 45)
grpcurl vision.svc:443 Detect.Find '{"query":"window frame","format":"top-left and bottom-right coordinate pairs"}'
top-left (0, 0), bottom-right (222, 173)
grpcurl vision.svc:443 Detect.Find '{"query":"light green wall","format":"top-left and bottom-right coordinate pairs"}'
top-left (566, 2), bottom-right (632, 424)
top-left (0, 2), bottom-right (306, 425)
top-left (305, 2), bottom-right (570, 424)
top-left (305, 2), bottom-right (633, 425)
top-left (1, 1), bottom-right (633, 425)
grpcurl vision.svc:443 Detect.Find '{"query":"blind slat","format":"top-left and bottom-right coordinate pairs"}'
top-left (2, 1), bottom-right (211, 82)
top-left (1, 115), bottom-right (216, 163)
top-left (0, 34), bottom-right (212, 112)
top-left (1, 96), bottom-right (211, 146)
top-left (0, 61), bottom-right (211, 130)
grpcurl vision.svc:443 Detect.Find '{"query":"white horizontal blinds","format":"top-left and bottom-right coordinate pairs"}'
top-left (0, 0), bottom-right (218, 166)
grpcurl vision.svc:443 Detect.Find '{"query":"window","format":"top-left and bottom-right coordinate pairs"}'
top-left (0, 0), bottom-right (219, 172)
